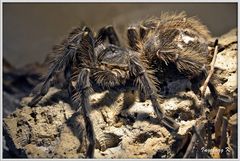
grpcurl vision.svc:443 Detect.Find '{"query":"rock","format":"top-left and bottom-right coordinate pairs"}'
top-left (3, 102), bottom-right (74, 158)
top-left (1, 88), bottom-right (215, 158)
top-left (218, 29), bottom-right (237, 46)
top-left (214, 28), bottom-right (237, 95)
top-left (223, 72), bottom-right (237, 93)
top-left (4, 88), bottom-right (195, 158)
top-left (215, 50), bottom-right (237, 72)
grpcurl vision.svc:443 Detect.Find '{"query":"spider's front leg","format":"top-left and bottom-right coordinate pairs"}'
top-left (64, 60), bottom-right (74, 97)
top-left (96, 25), bottom-right (120, 46)
top-left (76, 68), bottom-right (96, 158)
top-left (129, 54), bottom-right (180, 132)
top-left (127, 26), bottom-right (141, 51)
top-left (127, 25), bottom-right (150, 51)
top-left (28, 26), bottom-right (90, 107)
top-left (127, 27), bottom-right (148, 102)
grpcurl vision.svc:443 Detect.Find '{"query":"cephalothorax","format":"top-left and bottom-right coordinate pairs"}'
top-left (28, 12), bottom-right (227, 158)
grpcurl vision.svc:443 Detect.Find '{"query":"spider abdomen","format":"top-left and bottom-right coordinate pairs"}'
top-left (133, 13), bottom-right (213, 80)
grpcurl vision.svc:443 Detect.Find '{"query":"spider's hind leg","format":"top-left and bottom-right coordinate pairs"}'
top-left (157, 47), bottom-right (232, 107)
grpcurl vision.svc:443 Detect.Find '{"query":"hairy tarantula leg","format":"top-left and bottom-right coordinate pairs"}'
top-left (64, 63), bottom-right (74, 97)
top-left (129, 55), bottom-right (179, 132)
top-left (97, 25), bottom-right (120, 46)
top-left (127, 27), bottom-right (140, 51)
top-left (76, 68), bottom-right (95, 158)
top-left (127, 27), bottom-right (148, 102)
top-left (139, 25), bottom-right (149, 40)
top-left (28, 26), bottom-right (92, 107)
top-left (138, 91), bottom-right (147, 102)
top-left (28, 81), bottom-right (52, 107)
top-left (28, 48), bottom-right (76, 107)
top-left (156, 48), bottom-right (232, 106)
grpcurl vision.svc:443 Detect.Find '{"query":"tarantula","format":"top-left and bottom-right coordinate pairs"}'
top-left (28, 24), bottom-right (179, 158)
top-left (28, 12), bottom-right (228, 158)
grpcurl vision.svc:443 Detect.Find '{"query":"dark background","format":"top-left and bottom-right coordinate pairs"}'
top-left (3, 3), bottom-right (237, 68)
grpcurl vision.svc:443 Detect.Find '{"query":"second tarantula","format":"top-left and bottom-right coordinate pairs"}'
top-left (28, 12), bottom-right (228, 158)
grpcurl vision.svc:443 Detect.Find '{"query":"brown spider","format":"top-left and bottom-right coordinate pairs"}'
top-left (28, 25), bottom-right (179, 158)
top-left (28, 12), bottom-right (229, 158)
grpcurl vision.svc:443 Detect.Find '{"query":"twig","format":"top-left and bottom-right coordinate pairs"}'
top-left (202, 39), bottom-right (219, 96)
top-left (206, 120), bottom-right (212, 149)
top-left (230, 123), bottom-right (237, 158)
top-left (193, 125), bottom-right (205, 146)
top-left (214, 106), bottom-right (225, 144)
top-left (220, 117), bottom-right (228, 158)
top-left (183, 123), bottom-right (205, 158)
top-left (194, 125), bottom-right (212, 158)
top-left (183, 132), bottom-right (197, 158)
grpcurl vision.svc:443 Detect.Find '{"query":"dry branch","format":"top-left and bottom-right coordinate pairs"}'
top-left (220, 117), bottom-right (228, 158)
top-left (183, 122), bottom-right (206, 158)
top-left (201, 39), bottom-right (219, 96)
top-left (214, 106), bottom-right (225, 143)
